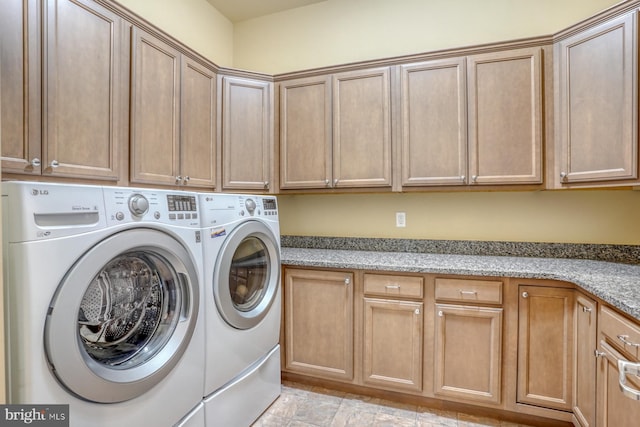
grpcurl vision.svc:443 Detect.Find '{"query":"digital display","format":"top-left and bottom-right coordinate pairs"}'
top-left (263, 198), bottom-right (277, 210)
top-left (167, 195), bottom-right (197, 212)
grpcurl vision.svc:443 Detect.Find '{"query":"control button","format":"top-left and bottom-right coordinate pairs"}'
top-left (154, 211), bottom-right (161, 220)
top-left (178, 213), bottom-right (184, 220)
top-left (169, 213), bottom-right (176, 220)
top-left (240, 210), bottom-right (245, 216)
top-left (185, 213), bottom-right (191, 220)
top-left (192, 213), bottom-right (198, 219)
top-left (115, 212), bottom-right (125, 221)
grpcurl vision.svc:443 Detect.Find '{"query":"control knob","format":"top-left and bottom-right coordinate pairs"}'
top-left (245, 198), bottom-right (257, 215)
top-left (128, 194), bottom-right (149, 217)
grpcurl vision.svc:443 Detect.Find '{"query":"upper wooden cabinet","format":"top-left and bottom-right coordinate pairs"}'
top-left (222, 76), bottom-right (273, 192)
top-left (1, 0), bottom-right (40, 175)
top-left (279, 75), bottom-right (332, 189)
top-left (130, 28), bottom-right (216, 189)
top-left (279, 67), bottom-right (392, 190)
top-left (399, 58), bottom-right (468, 186)
top-left (554, 10), bottom-right (638, 187)
top-left (332, 68), bottom-right (392, 188)
top-left (2, 0), bottom-right (126, 181)
top-left (399, 47), bottom-right (543, 188)
top-left (467, 47), bottom-right (543, 185)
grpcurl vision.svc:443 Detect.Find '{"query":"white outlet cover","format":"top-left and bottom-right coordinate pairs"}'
top-left (396, 212), bottom-right (406, 228)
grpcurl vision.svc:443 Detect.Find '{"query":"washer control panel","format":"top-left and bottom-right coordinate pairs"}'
top-left (104, 187), bottom-right (199, 227)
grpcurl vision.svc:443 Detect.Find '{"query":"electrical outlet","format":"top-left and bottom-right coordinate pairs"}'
top-left (396, 212), bottom-right (406, 228)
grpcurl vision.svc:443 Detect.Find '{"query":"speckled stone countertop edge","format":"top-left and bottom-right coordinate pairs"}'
top-left (280, 247), bottom-right (640, 321)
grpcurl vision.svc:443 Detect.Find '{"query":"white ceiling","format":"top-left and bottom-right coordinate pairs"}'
top-left (206, 0), bottom-right (326, 22)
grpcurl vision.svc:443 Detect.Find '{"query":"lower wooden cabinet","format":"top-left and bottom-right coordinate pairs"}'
top-left (574, 293), bottom-right (597, 427)
top-left (282, 267), bottom-right (640, 425)
top-left (283, 268), bottom-right (354, 381)
top-left (363, 298), bottom-right (423, 392)
top-left (434, 303), bottom-right (502, 404)
top-left (597, 305), bottom-right (640, 426)
top-left (517, 285), bottom-right (574, 412)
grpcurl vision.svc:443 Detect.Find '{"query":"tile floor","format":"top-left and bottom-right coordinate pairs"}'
top-left (252, 381), bottom-right (538, 427)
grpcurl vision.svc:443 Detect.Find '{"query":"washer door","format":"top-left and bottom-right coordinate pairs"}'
top-left (45, 228), bottom-right (200, 403)
top-left (213, 220), bottom-right (280, 330)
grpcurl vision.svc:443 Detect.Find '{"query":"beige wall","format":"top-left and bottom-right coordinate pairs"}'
top-left (278, 190), bottom-right (640, 244)
top-left (116, 0), bottom-right (234, 67)
top-left (233, 0), bottom-right (622, 74)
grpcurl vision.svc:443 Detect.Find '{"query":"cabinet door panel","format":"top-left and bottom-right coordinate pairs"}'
top-left (400, 58), bottom-right (467, 186)
top-left (279, 76), bottom-right (332, 189)
top-left (180, 58), bottom-right (216, 189)
top-left (363, 298), bottom-right (423, 392)
top-left (468, 48), bottom-right (543, 184)
top-left (574, 294), bottom-right (597, 427)
top-left (284, 269), bottom-right (354, 381)
top-left (1, 0), bottom-right (41, 174)
top-left (333, 68), bottom-right (391, 188)
top-left (130, 28), bottom-right (181, 185)
top-left (434, 304), bottom-right (502, 403)
top-left (556, 12), bottom-right (637, 184)
top-left (517, 286), bottom-right (574, 411)
top-left (597, 342), bottom-right (640, 427)
top-left (222, 76), bottom-right (272, 191)
top-left (44, 0), bottom-right (124, 180)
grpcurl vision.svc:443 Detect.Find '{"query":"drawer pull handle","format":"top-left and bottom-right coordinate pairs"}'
top-left (618, 360), bottom-right (640, 401)
top-left (617, 335), bottom-right (640, 348)
top-left (582, 306), bottom-right (592, 313)
top-left (594, 350), bottom-right (606, 358)
top-left (459, 290), bottom-right (478, 298)
top-left (385, 284), bottom-right (400, 290)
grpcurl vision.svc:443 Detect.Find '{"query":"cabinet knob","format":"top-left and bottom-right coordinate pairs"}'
top-left (560, 172), bottom-right (568, 181)
top-left (414, 308), bottom-right (420, 315)
top-left (471, 175), bottom-right (478, 183)
top-left (522, 291), bottom-right (529, 298)
top-left (325, 179), bottom-right (331, 187)
top-left (582, 306), bottom-right (592, 313)
top-left (183, 176), bottom-right (190, 184)
top-left (50, 160), bottom-right (59, 168)
top-left (175, 175), bottom-right (182, 183)
top-left (594, 350), bottom-right (606, 358)
top-left (438, 310), bottom-right (443, 317)
top-left (460, 175), bottom-right (466, 183)
top-left (31, 158), bottom-right (41, 167)
top-left (333, 178), bottom-right (339, 186)
top-left (344, 277), bottom-right (350, 285)
top-left (264, 181), bottom-right (270, 190)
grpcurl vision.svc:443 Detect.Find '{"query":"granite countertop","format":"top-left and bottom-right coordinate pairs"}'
top-left (281, 247), bottom-right (640, 321)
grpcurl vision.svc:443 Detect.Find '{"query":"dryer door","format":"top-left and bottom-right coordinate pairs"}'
top-left (213, 220), bottom-right (280, 330)
top-left (45, 228), bottom-right (200, 403)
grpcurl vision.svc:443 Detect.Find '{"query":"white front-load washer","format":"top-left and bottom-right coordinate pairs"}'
top-left (1, 181), bottom-right (205, 427)
top-left (199, 193), bottom-right (281, 427)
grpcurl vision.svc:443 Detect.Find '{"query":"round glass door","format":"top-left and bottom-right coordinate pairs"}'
top-left (78, 251), bottom-right (181, 369)
top-left (45, 229), bottom-right (199, 403)
top-left (214, 221), bottom-right (280, 330)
